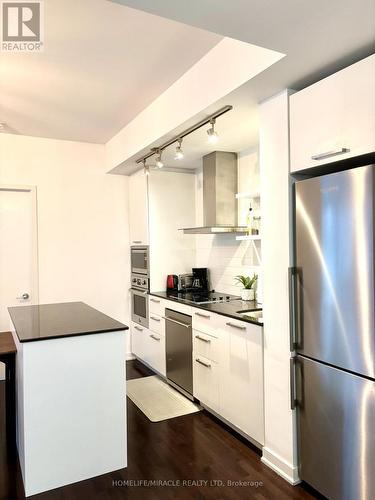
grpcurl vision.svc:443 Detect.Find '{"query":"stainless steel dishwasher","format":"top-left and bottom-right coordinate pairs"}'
top-left (164, 308), bottom-right (193, 399)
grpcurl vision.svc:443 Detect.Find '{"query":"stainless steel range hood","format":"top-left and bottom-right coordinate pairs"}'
top-left (180, 151), bottom-right (246, 235)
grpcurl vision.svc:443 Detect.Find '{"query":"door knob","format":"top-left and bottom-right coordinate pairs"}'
top-left (17, 293), bottom-right (30, 300)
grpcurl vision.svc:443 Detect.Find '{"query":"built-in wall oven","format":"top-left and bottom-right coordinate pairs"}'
top-left (131, 245), bottom-right (149, 276)
top-left (130, 246), bottom-right (150, 328)
top-left (131, 282), bottom-right (149, 328)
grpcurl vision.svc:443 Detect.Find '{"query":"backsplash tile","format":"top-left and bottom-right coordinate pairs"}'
top-left (195, 234), bottom-right (262, 302)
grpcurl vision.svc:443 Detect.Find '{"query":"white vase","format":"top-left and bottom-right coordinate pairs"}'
top-left (241, 289), bottom-right (254, 301)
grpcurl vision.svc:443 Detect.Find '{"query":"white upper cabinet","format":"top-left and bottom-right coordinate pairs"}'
top-left (129, 170), bottom-right (149, 245)
top-left (290, 54), bottom-right (375, 172)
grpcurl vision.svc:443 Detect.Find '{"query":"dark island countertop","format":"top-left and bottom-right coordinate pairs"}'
top-left (149, 291), bottom-right (263, 326)
top-left (8, 301), bottom-right (128, 343)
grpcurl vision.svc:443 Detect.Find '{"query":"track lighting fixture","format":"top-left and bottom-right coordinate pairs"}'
top-left (174, 139), bottom-right (184, 160)
top-left (207, 118), bottom-right (219, 144)
top-left (155, 150), bottom-right (164, 168)
top-left (135, 105), bottom-right (232, 169)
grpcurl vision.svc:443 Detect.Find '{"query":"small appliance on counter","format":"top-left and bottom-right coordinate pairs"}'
top-left (191, 268), bottom-right (209, 291)
top-left (166, 274), bottom-right (178, 291)
top-left (178, 273), bottom-right (194, 292)
top-left (166, 268), bottom-right (240, 304)
top-left (172, 268), bottom-right (209, 293)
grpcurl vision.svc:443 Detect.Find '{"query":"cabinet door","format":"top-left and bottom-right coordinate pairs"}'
top-left (290, 54), bottom-right (375, 172)
top-left (129, 170), bottom-right (149, 245)
top-left (144, 331), bottom-right (166, 377)
top-left (131, 322), bottom-right (147, 360)
top-left (149, 296), bottom-right (166, 317)
top-left (149, 313), bottom-right (165, 337)
top-left (192, 308), bottom-right (221, 337)
top-left (193, 354), bottom-right (220, 412)
top-left (219, 318), bottom-right (264, 445)
top-left (193, 329), bottom-right (221, 363)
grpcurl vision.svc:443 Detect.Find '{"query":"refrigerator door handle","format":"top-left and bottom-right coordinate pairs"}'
top-left (289, 267), bottom-right (298, 350)
top-left (290, 356), bottom-right (297, 410)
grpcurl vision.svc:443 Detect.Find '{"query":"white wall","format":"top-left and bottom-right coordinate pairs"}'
top-left (194, 149), bottom-right (262, 298)
top-left (259, 91), bottom-right (297, 483)
top-left (148, 170), bottom-right (196, 291)
top-left (0, 133), bottom-right (130, 352)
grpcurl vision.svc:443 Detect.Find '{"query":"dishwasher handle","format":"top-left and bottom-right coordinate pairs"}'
top-left (163, 316), bottom-right (190, 329)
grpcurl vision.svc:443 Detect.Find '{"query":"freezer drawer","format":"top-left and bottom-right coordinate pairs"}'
top-left (294, 165), bottom-right (375, 378)
top-left (296, 356), bottom-right (375, 500)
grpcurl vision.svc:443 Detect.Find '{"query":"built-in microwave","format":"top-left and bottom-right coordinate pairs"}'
top-left (131, 246), bottom-right (149, 276)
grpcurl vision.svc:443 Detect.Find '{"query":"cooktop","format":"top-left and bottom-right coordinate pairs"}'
top-left (169, 291), bottom-right (241, 305)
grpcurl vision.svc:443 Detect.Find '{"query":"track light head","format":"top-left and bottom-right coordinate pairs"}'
top-left (174, 139), bottom-right (184, 160)
top-left (155, 150), bottom-right (164, 168)
top-left (207, 119), bottom-right (219, 144)
top-left (143, 160), bottom-right (149, 176)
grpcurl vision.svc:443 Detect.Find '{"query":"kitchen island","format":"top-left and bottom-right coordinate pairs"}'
top-left (8, 301), bottom-right (128, 497)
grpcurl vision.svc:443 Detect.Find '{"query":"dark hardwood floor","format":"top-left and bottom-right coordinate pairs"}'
top-left (0, 361), bottom-right (318, 500)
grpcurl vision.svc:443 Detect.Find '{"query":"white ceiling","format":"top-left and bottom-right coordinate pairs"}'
top-left (0, 0), bottom-right (222, 143)
top-left (2, 0), bottom-right (374, 147)
top-left (111, 0), bottom-right (375, 92)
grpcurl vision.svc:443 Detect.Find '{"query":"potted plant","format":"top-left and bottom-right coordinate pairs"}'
top-left (234, 274), bottom-right (258, 301)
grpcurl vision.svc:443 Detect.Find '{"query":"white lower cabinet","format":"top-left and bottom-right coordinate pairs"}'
top-left (192, 308), bottom-right (264, 446)
top-left (131, 306), bottom-right (166, 376)
top-left (193, 329), bottom-right (220, 362)
top-left (148, 312), bottom-right (165, 336)
top-left (149, 296), bottom-right (166, 317)
top-left (219, 318), bottom-right (264, 445)
top-left (193, 354), bottom-right (220, 413)
top-left (144, 331), bottom-right (166, 377)
top-left (134, 298), bottom-right (264, 446)
top-left (131, 322), bottom-right (147, 360)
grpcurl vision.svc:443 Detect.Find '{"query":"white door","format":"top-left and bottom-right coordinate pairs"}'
top-left (0, 186), bottom-right (39, 379)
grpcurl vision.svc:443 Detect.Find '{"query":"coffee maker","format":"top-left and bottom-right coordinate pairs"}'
top-left (191, 268), bottom-right (209, 292)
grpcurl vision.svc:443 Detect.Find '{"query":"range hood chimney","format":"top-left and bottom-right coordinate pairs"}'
top-left (181, 151), bottom-right (246, 235)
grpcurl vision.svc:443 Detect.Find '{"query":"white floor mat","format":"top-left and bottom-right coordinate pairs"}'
top-left (126, 375), bottom-right (201, 422)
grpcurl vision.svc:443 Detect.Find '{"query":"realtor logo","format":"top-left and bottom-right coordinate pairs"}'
top-left (1, 1), bottom-right (44, 51)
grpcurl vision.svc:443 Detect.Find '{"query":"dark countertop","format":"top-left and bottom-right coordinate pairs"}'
top-left (8, 301), bottom-right (128, 343)
top-left (149, 291), bottom-right (263, 326)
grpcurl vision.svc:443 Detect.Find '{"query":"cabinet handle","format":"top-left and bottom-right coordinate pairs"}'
top-left (134, 326), bottom-right (143, 332)
top-left (150, 316), bottom-right (161, 322)
top-left (311, 147), bottom-right (350, 161)
top-left (195, 335), bottom-right (211, 343)
top-left (132, 240), bottom-right (142, 244)
top-left (226, 322), bottom-right (246, 330)
top-left (150, 298), bottom-right (160, 303)
top-left (150, 334), bottom-right (161, 341)
top-left (195, 358), bottom-right (211, 368)
top-left (163, 316), bottom-right (190, 329)
top-left (195, 312), bottom-right (210, 319)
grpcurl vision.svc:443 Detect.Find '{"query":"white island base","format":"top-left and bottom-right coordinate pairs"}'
top-left (13, 329), bottom-right (127, 497)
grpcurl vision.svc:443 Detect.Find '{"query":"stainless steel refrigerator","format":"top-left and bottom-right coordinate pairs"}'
top-left (291, 164), bottom-right (375, 500)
